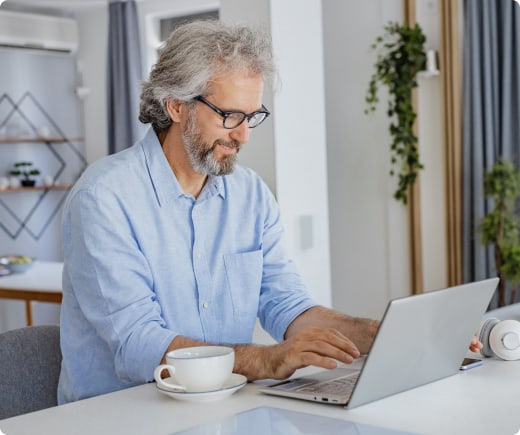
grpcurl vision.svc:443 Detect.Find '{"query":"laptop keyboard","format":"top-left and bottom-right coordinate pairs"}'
top-left (297, 374), bottom-right (359, 395)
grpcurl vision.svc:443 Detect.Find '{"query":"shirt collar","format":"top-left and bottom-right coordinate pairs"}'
top-left (140, 127), bottom-right (226, 206)
top-left (199, 175), bottom-right (226, 201)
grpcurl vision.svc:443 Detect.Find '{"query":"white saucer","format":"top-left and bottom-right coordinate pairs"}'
top-left (156, 373), bottom-right (247, 403)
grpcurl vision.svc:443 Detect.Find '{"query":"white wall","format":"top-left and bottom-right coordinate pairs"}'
top-left (323, 0), bottom-right (410, 320)
top-left (75, 6), bottom-right (108, 164)
top-left (270, 0), bottom-right (331, 307)
top-left (416, 0), bottom-right (448, 293)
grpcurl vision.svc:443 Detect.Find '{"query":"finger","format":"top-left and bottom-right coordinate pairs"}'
top-left (318, 328), bottom-right (361, 358)
top-left (470, 343), bottom-right (483, 352)
top-left (290, 328), bottom-right (360, 362)
top-left (299, 352), bottom-right (340, 370)
top-left (308, 327), bottom-right (360, 353)
top-left (299, 340), bottom-right (358, 365)
top-left (469, 336), bottom-right (483, 352)
top-left (271, 330), bottom-right (360, 379)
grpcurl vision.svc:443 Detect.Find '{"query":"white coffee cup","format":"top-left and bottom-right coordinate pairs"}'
top-left (154, 346), bottom-right (234, 393)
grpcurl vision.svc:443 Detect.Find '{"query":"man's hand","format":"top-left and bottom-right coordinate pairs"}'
top-left (271, 326), bottom-right (361, 379)
top-left (233, 306), bottom-right (379, 381)
top-left (233, 325), bottom-right (361, 381)
top-left (284, 306), bottom-right (379, 355)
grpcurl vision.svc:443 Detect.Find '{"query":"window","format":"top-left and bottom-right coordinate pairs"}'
top-left (159, 10), bottom-right (219, 42)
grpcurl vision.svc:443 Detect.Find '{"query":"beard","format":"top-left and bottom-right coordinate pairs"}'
top-left (182, 108), bottom-right (241, 176)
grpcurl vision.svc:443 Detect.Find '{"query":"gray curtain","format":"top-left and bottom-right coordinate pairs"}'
top-left (107, 0), bottom-right (144, 154)
top-left (462, 0), bottom-right (520, 307)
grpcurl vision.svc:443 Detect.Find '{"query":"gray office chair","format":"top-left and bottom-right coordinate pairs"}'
top-left (0, 324), bottom-right (62, 419)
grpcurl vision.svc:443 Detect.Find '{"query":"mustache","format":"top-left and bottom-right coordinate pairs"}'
top-left (213, 139), bottom-right (241, 151)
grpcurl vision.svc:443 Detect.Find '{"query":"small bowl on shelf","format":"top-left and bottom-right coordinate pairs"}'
top-left (0, 255), bottom-right (35, 274)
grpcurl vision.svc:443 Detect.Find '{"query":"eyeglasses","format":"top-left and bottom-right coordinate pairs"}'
top-left (194, 95), bottom-right (270, 129)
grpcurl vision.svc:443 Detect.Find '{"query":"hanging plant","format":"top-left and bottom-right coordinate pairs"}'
top-left (478, 158), bottom-right (520, 307)
top-left (365, 22), bottom-right (427, 205)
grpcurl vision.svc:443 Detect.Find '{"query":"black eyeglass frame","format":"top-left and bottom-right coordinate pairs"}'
top-left (194, 95), bottom-right (270, 129)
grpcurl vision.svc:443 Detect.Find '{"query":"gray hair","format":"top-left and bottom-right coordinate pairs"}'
top-left (139, 19), bottom-right (275, 133)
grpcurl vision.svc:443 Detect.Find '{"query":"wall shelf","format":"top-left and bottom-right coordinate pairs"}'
top-left (0, 185), bottom-right (72, 193)
top-left (0, 137), bottom-right (83, 144)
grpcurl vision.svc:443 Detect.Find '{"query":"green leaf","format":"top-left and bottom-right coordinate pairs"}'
top-left (477, 158), bottom-right (520, 302)
top-left (364, 21), bottom-right (426, 204)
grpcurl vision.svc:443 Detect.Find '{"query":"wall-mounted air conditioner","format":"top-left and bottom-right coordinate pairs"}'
top-left (0, 10), bottom-right (79, 54)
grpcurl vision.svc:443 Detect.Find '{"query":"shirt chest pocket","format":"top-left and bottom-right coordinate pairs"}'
top-left (223, 249), bottom-right (263, 330)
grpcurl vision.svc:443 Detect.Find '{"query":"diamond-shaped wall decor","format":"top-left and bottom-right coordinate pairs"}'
top-left (0, 91), bottom-right (86, 240)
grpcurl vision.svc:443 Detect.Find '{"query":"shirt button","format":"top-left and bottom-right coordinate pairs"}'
top-left (196, 252), bottom-right (202, 259)
top-left (202, 302), bottom-right (209, 309)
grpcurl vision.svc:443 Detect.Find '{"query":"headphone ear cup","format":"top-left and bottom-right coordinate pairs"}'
top-left (488, 319), bottom-right (520, 361)
top-left (478, 318), bottom-right (499, 358)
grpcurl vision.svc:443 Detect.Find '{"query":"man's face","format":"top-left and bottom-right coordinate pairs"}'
top-left (181, 105), bottom-right (238, 176)
top-left (181, 70), bottom-right (265, 176)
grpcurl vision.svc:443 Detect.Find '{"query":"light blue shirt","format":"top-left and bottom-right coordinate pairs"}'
top-left (58, 128), bottom-right (316, 404)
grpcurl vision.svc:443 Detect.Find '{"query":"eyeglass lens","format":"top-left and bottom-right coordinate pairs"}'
top-left (224, 112), bottom-right (267, 129)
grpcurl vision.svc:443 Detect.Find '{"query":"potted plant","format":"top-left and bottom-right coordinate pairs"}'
top-left (365, 22), bottom-right (427, 205)
top-left (478, 158), bottom-right (520, 307)
top-left (9, 161), bottom-right (41, 187)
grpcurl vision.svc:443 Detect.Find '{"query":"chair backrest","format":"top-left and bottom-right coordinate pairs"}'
top-left (0, 324), bottom-right (61, 420)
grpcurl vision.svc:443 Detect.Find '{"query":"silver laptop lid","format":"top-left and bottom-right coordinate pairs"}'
top-left (346, 278), bottom-right (498, 409)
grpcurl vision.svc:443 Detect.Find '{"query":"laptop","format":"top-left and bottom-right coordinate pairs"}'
top-left (260, 278), bottom-right (498, 409)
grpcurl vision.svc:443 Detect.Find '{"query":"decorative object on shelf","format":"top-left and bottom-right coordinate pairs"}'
top-left (365, 22), bottom-right (427, 205)
top-left (8, 176), bottom-right (20, 189)
top-left (417, 49), bottom-right (440, 78)
top-left (9, 161), bottom-right (41, 187)
top-left (426, 49), bottom-right (439, 73)
top-left (36, 126), bottom-right (50, 138)
top-left (42, 175), bottom-right (55, 187)
top-left (0, 177), bottom-right (8, 191)
top-left (477, 158), bottom-right (520, 307)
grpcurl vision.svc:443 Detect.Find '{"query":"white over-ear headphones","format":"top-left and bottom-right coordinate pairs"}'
top-left (478, 318), bottom-right (520, 360)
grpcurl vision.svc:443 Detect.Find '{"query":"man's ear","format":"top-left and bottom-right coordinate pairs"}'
top-left (165, 99), bottom-right (185, 123)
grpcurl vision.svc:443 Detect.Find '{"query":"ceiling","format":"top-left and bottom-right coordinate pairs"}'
top-left (0, 0), bottom-right (145, 11)
top-left (3, 0), bottom-right (108, 5)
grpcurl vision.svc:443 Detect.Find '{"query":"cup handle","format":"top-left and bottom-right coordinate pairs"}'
top-left (153, 364), bottom-right (186, 391)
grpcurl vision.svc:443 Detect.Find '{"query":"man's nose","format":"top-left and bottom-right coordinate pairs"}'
top-left (229, 120), bottom-right (251, 144)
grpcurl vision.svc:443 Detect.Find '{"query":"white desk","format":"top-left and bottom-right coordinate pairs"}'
top-left (0, 261), bottom-right (62, 325)
top-left (1, 356), bottom-right (519, 435)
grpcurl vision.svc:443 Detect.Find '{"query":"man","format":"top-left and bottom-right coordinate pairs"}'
top-left (57, 20), bottom-right (478, 404)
